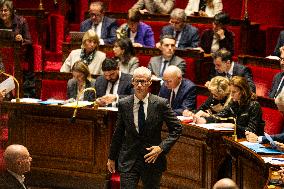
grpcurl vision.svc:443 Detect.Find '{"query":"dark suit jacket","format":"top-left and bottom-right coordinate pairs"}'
top-left (200, 28), bottom-right (235, 55)
top-left (95, 72), bottom-right (133, 99)
top-left (159, 79), bottom-right (196, 116)
top-left (80, 16), bottom-right (118, 44)
top-left (269, 72), bottom-right (284, 98)
top-left (108, 94), bottom-right (182, 172)
top-left (0, 171), bottom-right (27, 189)
top-left (160, 24), bottom-right (199, 49)
top-left (211, 62), bottom-right (256, 93)
top-left (67, 78), bottom-right (96, 101)
top-left (273, 30), bottom-right (284, 57)
top-left (148, 55), bottom-right (186, 77)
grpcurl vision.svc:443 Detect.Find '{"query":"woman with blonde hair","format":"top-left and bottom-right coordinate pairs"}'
top-left (194, 76), bottom-right (265, 138)
top-left (183, 76), bottom-right (230, 117)
top-left (60, 29), bottom-right (106, 75)
top-left (67, 60), bottom-right (96, 101)
top-left (185, 0), bottom-right (223, 17)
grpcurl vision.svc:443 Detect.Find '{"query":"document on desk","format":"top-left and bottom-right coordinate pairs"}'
top-left (240, 141), bottom-right (284, 154)
top-left (0, 76), bottom-right (15, 93)
top-left (62, 101), bottom-right (94, 107)
top-left (98, 107), bottom-right (118, 111)
top-left (194, 123), bottom-right (234, 131)
top-left (262, 157), bottom-right (284, 165)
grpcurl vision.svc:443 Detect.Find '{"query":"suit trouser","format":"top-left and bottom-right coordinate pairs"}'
top-left (120, 157), bottom-right (162, 189)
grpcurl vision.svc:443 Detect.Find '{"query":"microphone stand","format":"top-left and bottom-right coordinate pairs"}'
top-left (0, 71), bottom-right (20, 103)
top-left (71, 87), bottom-right (98, 123)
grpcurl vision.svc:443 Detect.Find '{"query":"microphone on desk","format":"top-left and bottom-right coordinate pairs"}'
top-left (70, 87), bottom-right (98, 123)
top-left (0, 71), bottom-right (20, 103)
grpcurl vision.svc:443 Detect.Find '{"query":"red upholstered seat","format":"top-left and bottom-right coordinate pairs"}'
top-left (262, 107), bottom-right (284, 135)
top-left (184, 57), bottom-right (196, 82)
top-left (196, 94), bottom-right (208, 109)
top-left (110, 173), bottom-right (120, 189)
top-left (40, 80), bottom-right (67, 100)
top-left (138, 55), bottom-right (151, 67)
top-left (246, 65), bottom-right (280, 97)
top-left (48, 14), bottom-right (64, 53)
top-left (108, 0), bottom-right (136, 12)
top-left (144, 21), bottom-right (168, 43)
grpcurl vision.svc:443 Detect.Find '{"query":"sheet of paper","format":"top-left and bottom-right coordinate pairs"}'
top-left (177, 116), bottom-right (193, 121)
top-left (98, 107), bottom-right (118, 111)
top-left (240, 141), bottom-right (284, 154)
top-left (193, 123), bottom-right (234, 131)
top-left (62, 101), bottom-right (94, 107)
top-left (0, 76), bottom-right (15, 93)
top-left (11, 98), bottom-right (41, 103)
top-left (262, 157), bottom-right (284, 165)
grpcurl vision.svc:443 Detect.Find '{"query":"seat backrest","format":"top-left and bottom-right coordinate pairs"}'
top-left (262, 107), bottom-right (284, 135)
top-left (40, 79), bottom-right (67, 100)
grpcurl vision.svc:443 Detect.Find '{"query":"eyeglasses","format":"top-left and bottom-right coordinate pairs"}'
top-left (0, 9), bottom-right (9, 13)
top-left (280, 57), bottom-right (284, 62)
top-left (89, 13), bottom-right (102, 17)
top-left (132, 79), bottom-right (150, 86)
top-left (169, 19), bottom-right (182, 25)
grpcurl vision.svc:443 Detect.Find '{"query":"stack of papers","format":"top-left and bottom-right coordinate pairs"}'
top-left (194, 123), bottom-right (234, 131)
top-left (11, 98), bottom-right (41, 103)
top-left (62, 101), bottom-right (94, 107)
top-left (240, 141), bottom-right (284, 154)
top-left (262, 157), bottom-right (284, 165)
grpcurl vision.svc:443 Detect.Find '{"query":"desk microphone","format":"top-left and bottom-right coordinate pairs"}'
top-left (0, 71), bottom-right (20, 102)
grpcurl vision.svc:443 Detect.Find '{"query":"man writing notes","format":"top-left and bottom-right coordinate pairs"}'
top-left (107, 66), bottom-right (182, 188)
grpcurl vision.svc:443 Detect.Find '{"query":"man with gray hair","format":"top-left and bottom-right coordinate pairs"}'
top-left (158, 8), bottom-right (199, 49)
top-left (213, 178), bottom-right (239, 189)
top-left (159, 65), bottom-right (196, 115)
top-left (107, 66), bottom-right (182, 188)
top-left (0, 144), bottom-right (32, 189)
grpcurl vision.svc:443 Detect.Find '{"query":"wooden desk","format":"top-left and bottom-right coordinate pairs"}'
top-left (223, 137), bottom-right (270, 189)
top-left (1, 102), bottom-right (116, 189)
top-left (161, 124), bottom-right (233, 189)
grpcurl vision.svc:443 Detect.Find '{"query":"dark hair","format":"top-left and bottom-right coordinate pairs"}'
top-left (128, 8), bottom-right (141, 23)
top-left (0, 0), bottom-right (14, 18)
top-left (102, 58), bottom-right (118, 71)
top-left (214, 12), bottom-right (230, 26)
top-left (71, 60), bottom-right (91, 80)
top-left (160, 35), bottom-right (176, 44)
top-left (212, 48), bottom-right (232, 62)
top-left (114, 38), bottom-right (135, 64)
top-left (230, 76), bottom-right (256, 106)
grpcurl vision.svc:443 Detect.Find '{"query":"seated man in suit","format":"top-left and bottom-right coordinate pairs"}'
top-left (269, 50), bottom-right (284, 98)
top-left (210, 48), bottom-right (256, 92)
top-left (158, 8), bottom-right (199, 49)
top-left (159, 65), bottom-right (196, 116)
top-left (131, 0), bottom-right (174, 15)
top-left (0, 144), bottom-right (32, 189)
top-left (80, 1), bottom-right (118, 45)
top-left (273, 30), bottom-right (284, 57)
top-left (148, 35), bottom-right (186, 79)
top-left (95, 58), bottom-right (133, 107)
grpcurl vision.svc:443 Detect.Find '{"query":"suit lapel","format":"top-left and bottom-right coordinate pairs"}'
top-left (124, 96), bottom-right (139, 136)
top-left (117, 74), bottom-right (125, 95)
top-left (146, 94), bottom-right (157, 124)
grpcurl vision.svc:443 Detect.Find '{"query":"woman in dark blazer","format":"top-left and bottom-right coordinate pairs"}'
top-left (67, 60), bottom-right (96, 101)
top-left (195, 76), bottom-right (265, 138)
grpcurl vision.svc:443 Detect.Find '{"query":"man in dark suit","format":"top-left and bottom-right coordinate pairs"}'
top-left (80, 1), bottom-right (118, 45)
top-left (159, 8), bottom-right (199, 49)
top-left (148, 35), bottom-right (186, 78)
top-left (159, 65), bottom-right (196, 116)
top-left (210, 48), bottom-right (256, 92)
top-left (107, 66), bottom-right (182, 188)
top-left (269, 52), bottom-right (284, 98)
top-left (95, 58), bottom-right (133, 107)
top-left (0, 144), bottom-right (32, 189)
top-left (273, 30), bottom-right (284, 57)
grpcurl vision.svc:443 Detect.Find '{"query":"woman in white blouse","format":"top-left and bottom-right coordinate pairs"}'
top-left (185, 0), bottom-right (223, 17)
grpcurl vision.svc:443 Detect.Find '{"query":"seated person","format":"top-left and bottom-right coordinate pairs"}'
top-left (159, 65), bottom-right (196, 116)
top-left (269, 50), bottom-right (284, 98)
top-left (67, 60), bottom-right (96, 101)
top-left (200, 12), bottom-right (234, 55)
top-left (194, 76), bottom-right (265, 138)
top-left (80, 1), bottom-right (118, 45)
top-left (185, 0), bottom-right (223, 17)
top-left (95, 58), bottom-right (133, 107)
top-left (213, 178), bottom-right (239, 189)
top-left (117, 9), bottom-right (155, 48)
top-left (148, 35), bottom-right (186, 78)
top-left (113, 38), bottom-right (139, 75)
top-left (246, 90), bottom-right (284, 145)
top-left (159, 8), bottom-right (199, 49)
top-left (60, 30), bottom-right (106, 75)
top-left (210, 48), bottom-right (256, 92)
top-left (131, 0), bottom-right (174, 15)
top-left (183, 76), bottom-right (230, 117)
top-left (273, 30), bottom-right (284, 57)
top-left (0, 0), bottom-right (32, 45)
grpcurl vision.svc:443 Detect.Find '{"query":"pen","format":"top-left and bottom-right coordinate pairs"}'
top-left (271, 158), bottom-right (284, 162)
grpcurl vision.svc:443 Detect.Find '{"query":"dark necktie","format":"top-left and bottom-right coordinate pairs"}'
top-left (175, 30), bottom-right (181, 40)
top-left (199, 0), bottom-right (206, 11)
top-left (275, 75), bottom-right (284, 98)
top-left (160, 60), bottom-right (169, 77)
top-left (170, 90), bottom-right (175, 107)
top-left (226, 73), bottom-right (232, 79)
top-left (109, 82), bottom-right (115, 94)
top-left (138, 101), bottom-right (145, 133)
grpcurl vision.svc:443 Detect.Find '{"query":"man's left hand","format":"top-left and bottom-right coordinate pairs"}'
top-left (144, 146), bottom-right (163, 163)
